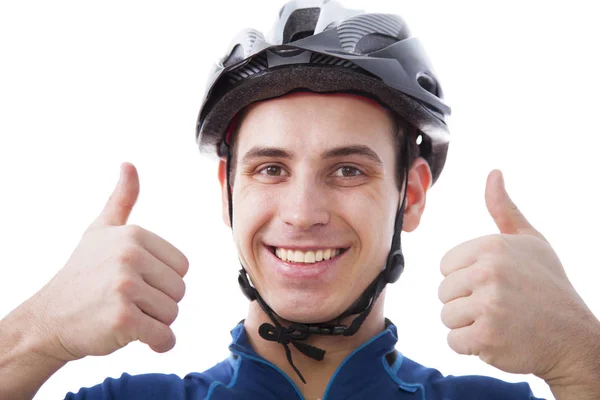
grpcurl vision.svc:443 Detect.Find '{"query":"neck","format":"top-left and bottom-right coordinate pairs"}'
top-left (243, 291), bottom-right (387, 400)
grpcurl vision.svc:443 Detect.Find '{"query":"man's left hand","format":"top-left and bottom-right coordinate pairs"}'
top-left (438, 169), bottom-right (600, 392)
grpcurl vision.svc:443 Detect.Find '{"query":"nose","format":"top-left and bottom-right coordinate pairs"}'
top-left (279, 176), bottom-right (330, 230)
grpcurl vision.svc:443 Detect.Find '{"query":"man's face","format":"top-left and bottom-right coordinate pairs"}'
top-left (220, 92), bottom-right (423, 323)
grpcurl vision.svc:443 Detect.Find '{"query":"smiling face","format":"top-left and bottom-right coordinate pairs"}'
top-left (218, 92), bottom-right (430, 323)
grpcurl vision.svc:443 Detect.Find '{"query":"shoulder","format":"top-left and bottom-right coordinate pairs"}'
top-left (389, 352), bottom-right (544, 400)
top-left (64, 357), bottom-right (236, 400)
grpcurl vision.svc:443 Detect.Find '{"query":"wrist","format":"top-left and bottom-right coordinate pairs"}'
top-left (0, 301), bottom-right (68, 400)
top-left (540, 313), bottom-right (600, 397)
top-left (2, 293), bottom-right (70, 365)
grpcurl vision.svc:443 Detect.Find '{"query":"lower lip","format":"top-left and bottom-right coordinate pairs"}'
top-left (266, 246), bottom-right (347, 280)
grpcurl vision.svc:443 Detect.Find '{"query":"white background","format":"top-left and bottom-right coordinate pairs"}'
top-left (1, 1), bottom-right (599, 399)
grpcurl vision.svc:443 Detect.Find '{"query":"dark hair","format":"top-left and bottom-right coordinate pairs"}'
top-left (226, 107), bottom-right (420, 191)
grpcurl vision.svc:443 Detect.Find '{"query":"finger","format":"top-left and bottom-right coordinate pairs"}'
top-left (485, 169), bottom-right (545, 240)
top-left (141, 253), bottom-right (186, 303)
top-left (129, 225), bottom-right (189, 278)
top-left (91, 162), bottom-right (140, 228)
top-left (441, 296), bottom-right (477, 329)
top-left (132, 307), bottom-right (177, 353)
top-left (440, 237), bottom-right (482, 277)
top-left (126, 277), bottom-right (180, 326)
top-left (447, 324), bottom-right (477, 356)
top-left (438, 266), bottom-right (474, 304)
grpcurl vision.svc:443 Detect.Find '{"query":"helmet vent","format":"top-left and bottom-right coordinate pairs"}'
top-left (417, 73), bottom-right (439, 97)
top-left (283, 8), bottom-right (320, 44)
top-left (227, 53), bottom-right (268, 83)
top-left (355, 33), bottom-right (397, 54)
top-left (310, 53), bottom-right (356, 68)
top-left (290, 30), bottom-right (314, 42)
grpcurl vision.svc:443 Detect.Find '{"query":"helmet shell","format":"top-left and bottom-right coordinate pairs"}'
top-left (196, 0), bottom-right (451, 184)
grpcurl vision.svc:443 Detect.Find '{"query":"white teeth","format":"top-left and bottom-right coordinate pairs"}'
top-left (274, 247), bottom-right (343, 263)
top-left (276, 248), bottom-right (287, 261)
top-left (315, 250), bottom-right (323, 262)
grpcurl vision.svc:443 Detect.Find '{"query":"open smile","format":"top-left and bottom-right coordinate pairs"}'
top-left (267, 246), bottom-right (349, 265)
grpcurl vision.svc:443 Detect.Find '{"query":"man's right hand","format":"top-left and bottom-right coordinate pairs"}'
top-left (29, 162), bottom-right (189, 363)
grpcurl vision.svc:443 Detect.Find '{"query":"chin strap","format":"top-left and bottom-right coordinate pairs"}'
top-left (227, 129), bottom-right (411, 384)
top-left (239, 266), bottom-right (388, 383)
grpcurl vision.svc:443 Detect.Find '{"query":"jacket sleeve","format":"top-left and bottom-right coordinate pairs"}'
top-left (432, 374), bottom-right (546, 400)
top-left (398, 356), bottom-right (546, 400)
top-left (63, 372), bottom-right (189, 400)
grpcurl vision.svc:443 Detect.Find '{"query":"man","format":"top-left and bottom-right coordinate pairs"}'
top-left (0, 1), bottom-right (598, 399)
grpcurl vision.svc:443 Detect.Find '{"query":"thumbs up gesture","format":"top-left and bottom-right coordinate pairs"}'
top-left (27, 162), bottom-right (189, 362)
top-left (438, 170), bottom-right (600, 386)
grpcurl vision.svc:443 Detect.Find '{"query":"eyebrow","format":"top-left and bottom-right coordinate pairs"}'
top-left (240, 147), bottom-right (294, 166)
top-left (321, 145), bottom-right (383, 166)
top-left (240, 145), bottom-right (382, 166)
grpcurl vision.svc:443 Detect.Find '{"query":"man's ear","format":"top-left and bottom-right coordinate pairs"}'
top-left (402, 157), bottom-right (432, 232)
top-left (217, 159), bottom-right (231, 228)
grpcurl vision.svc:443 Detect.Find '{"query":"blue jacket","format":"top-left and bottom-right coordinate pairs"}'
top-left (65, 320), bottom-right (544, 399)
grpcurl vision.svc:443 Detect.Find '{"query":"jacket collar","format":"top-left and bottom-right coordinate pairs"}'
top-left (227, 319), bottom-right (402, 398)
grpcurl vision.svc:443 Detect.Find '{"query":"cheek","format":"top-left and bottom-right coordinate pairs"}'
top-left (231, 185), bottom-right (277, 268)
top-left (342, 185), bottom-right (398, 261)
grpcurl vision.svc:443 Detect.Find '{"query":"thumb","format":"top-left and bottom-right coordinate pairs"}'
top-left (485, 169), bottom-right (545, 240)
top-left (90, 162), bottom-right (140, 228)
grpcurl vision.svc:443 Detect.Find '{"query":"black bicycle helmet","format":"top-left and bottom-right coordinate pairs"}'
top-left (196, 0), bottom-right (450, 183)
top-left (195, 0), bottom-right (451, 384)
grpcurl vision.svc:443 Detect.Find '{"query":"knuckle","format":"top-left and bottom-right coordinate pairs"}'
top-left (124, 224), bottom-right (145, 242)
top-left (114, 276), bottom-right (139, 298)
top-left (117, 245), bottom-right (143, 266)
top-left (483, 235), bottom-right (509, 254)
top-left (474, 260), bottom-right (505, 286)
top-left (480, 297), bottom-right (494, 317)
top-left (486, 262), bottom-right (505, 284)
top-left (112, 303), bottom-right (136, 332)
top-left (472, 265), bottom-right (493, 285)
top-left (481, 286), bottom-right (503, 315)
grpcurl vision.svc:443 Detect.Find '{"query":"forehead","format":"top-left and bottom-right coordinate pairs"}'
top-left (234, 92), bottom-right (397, 154)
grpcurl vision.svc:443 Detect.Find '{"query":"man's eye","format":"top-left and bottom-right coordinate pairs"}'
top-left (333, 166), bottom-right (362, 177)
top-left (259, 165), bottom-right (285, 176)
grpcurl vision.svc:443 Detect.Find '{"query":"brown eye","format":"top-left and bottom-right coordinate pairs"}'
top-left (334, 166), bottom-right (362, 177)
top-left (259, 165), bottom-right (286, 176)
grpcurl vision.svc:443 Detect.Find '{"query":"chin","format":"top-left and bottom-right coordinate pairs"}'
top-left (267, 290), bottom-right (349, 324)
